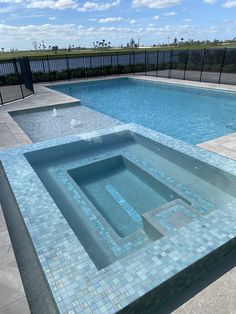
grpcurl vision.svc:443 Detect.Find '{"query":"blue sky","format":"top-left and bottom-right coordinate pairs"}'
top-left (1, 0), bottom-right (236, 50)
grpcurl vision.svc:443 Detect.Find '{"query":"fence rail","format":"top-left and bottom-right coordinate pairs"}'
top-left (27, 48), bottom-right (236, 84)
top-left (1, 47), bottom-right (236, 104)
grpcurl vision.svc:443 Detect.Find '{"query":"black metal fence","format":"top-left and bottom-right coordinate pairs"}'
top-left (27, 48), bottom-right (236, 85)
top-left (0, 57), bottom-right (34, 105)
top-left (1, 48), bottom-right (236, 104)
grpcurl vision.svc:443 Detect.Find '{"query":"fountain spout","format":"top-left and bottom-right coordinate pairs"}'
top-left (70, 119), bottom-right (82, 128)
top-left (52, 108), bottom-right (57, 117)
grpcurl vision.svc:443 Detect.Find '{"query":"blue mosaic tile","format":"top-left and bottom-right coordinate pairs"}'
top-left (0, 123), bottom-right (236, 313)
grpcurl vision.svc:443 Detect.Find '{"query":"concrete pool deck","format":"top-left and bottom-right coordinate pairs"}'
top-left (0, 75), bottom-right (236, 313)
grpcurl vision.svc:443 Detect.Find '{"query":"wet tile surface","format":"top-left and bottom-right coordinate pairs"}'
top-left (1, 124), bottom-right (236, 313)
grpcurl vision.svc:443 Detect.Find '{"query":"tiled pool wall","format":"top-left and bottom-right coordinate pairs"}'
top-left (0, 162), bottom-right (59, 313)
top-left (121, 236), bottom-right (236, 313)
top-left (1, 124), bottom-right (236, 313)
top-left (23, 127), bottom-right (234, 271)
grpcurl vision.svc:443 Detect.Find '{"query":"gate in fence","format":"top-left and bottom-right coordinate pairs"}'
top-left (0, 57), bottom-right (34, 105)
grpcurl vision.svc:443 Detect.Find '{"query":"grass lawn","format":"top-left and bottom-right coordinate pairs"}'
top-left (1, 43), bottom-right (236, 61)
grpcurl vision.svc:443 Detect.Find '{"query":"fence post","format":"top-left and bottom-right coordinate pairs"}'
top-left (83, 53), bottom-right (87, 79)
top-left (47, 55), bottom-right (51, 82)
top-left (13, 58), bottom-right (24, 99)
top-left (183, 48), bottom-right (189, 80)
top-left (25, 57), bottom-right (34, 94)
top-left (117, 52), bottom-right (119, 76)
top-left (42, 58), bottom-right (46, 74)
top-left (145, 50), bottom-right (147, 76)
top-left (111, 54), bottom-right (113, 75)
top-left (133, 50), bottom-right (136, 75)
top-left (218, 47), bottom-right (227, 84)
top-left (129, 53), bottom-right (132, 73)
top-left (155, 50), bottom-right (159, 77)
top-left (200, 48), bottom-right (206, 82)
top-left (101, 53), bottom-right (104, 77)
top-left (0, 91), bottom-right (3, 105)
top-left (168, 49), bottom-right (173, 79)
top-left (65, 54), bottom-right (71, 80)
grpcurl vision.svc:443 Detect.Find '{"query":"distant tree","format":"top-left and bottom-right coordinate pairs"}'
top-left (93, 39), bottom-right (111, 49)
top-left (130, 38), bottom-right (135, 48)
top-left (1, 48), bottom-right (4, 53)
top-left (51, 45), bottom-right (58, 53)
top-left (32, 41), bottom-right (38, 51)
top-left (173, 37), bottom-right (178, 46)
top-left (126, 38), bottom-right (139, 48)
top-left (213, 39), bottom-right (220, 45)
top-left (42, 40), bottom-right (46, 50)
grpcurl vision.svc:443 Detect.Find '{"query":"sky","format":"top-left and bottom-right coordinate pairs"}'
top-left (1, 0), bottom-right (236, 50)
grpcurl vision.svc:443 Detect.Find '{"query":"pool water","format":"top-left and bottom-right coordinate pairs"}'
top-left (10, 103), bottom-right (120, 142)
top-left (50, 78), bottom-right (236, 144)
top-left (69, 155), bottom-right (186, 237)
top-left (25, 130), bottom-right (235, 269)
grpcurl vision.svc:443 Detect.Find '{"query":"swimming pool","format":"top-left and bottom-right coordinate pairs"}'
top-left (25, 127), bottom-right (229, 270)
top-left (1, 124), bottom-right (236, 312)
top-left (50, 78), bottom-right (236, 144)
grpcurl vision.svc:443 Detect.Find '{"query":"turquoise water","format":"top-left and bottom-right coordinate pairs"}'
top-left (25, 130), bottom-right (235, 269)
top-left (50, 78), bottom-right (236, 144)
top-left (69, 155), bottom-right (185, 238)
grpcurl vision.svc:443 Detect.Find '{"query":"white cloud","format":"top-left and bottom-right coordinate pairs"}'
top-left (49, 16), bottom-right (56, 20)
top-left (77, 0), bottom-right (120, 12)
top-left (182, 18), bottom-right (191, 22)
top-left (130, 19), bottom-right (136, 24)
top-left (132, 0), bottom-right (182, 9)
top-left (26, 0), bottom-right (78, 10)
top-left (98, 17), bottom-right (123, 23)
top-left (0, 6), bottom-right (17, 13)
top-left (204, 0), bottom-right (217, 4)
top-left (0, 0), bottom-right (22, 3)
top-left (152, 15), bottom-right (159, 20)
top-left (222, 1), bottom-right (236, 8)
top-left (164, 11), bottom-right (177, 16)
top-left (1, 21), bottom-right (235, 50)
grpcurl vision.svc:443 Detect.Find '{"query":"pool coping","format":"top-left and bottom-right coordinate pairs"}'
top-left (0, 123), bottom-right (236, 313)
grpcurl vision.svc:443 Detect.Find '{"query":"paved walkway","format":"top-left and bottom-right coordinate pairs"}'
top-left (0, 76), bottom-right (236, 313)
top-left (198, 132), bottom-right (236, 160)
